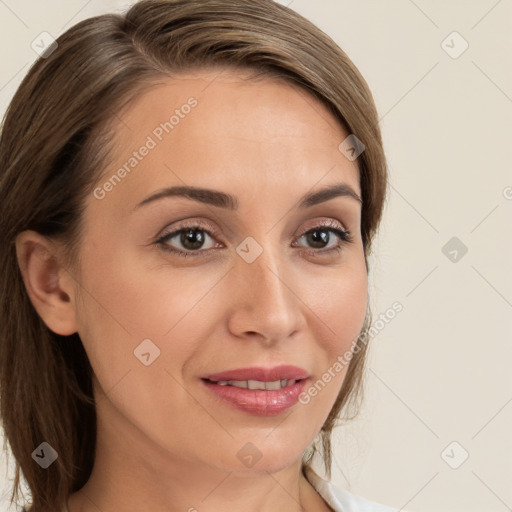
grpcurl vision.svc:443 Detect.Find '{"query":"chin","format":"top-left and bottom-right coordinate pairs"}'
top-left (218, 448), bottom-right (301, 477)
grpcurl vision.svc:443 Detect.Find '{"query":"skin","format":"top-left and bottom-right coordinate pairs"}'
top-left (16, 67), bottom-right (367, 512)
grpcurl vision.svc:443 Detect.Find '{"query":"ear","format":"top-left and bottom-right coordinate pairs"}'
top-left (15, 230), bottom-right (78, 336)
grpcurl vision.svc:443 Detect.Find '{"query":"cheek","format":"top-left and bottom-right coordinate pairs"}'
top-left (73, 242), bottom-right (220, 394)
top-left (297, 259), bottom-right (368, 410)
top-left (306, 257), bottom-right (368, 351)
top-left (76, 241), bottom-right (199, 336)
top-left (332, 268), bottom-right (368, 347)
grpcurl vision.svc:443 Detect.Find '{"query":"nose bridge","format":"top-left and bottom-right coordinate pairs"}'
top-left (229, 231), bottom-right (301, 338)
top-left (237, 234), bottom-right (289, 304)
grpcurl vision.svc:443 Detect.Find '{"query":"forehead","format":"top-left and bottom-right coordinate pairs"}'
top-left (91, 68), bottom-right (360, 216)
top-left (117, 68), bottom-right (349, 144)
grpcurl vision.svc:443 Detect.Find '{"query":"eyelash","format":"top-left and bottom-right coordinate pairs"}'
top-left (155, 219), bottom-right (353, 259)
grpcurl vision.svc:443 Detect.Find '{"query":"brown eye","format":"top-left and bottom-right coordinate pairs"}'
top-left (156, 224), bottom-right (219, 258)
top-left (294, 224), bottom-right (352, 256)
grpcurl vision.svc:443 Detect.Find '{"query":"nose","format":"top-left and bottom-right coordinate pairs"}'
top-left (226, 241), bottom-right (304, 344)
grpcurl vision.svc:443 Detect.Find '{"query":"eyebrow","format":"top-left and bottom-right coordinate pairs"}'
top-left (133, 182), bottom-right (362, 212)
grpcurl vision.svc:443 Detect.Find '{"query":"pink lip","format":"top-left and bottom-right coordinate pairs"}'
top-left (201, 378), bottom-right (309, 416)
top-left (200, 365), bottom-right (310, 416)
top-left (202, 365), bottom-right (309, 382)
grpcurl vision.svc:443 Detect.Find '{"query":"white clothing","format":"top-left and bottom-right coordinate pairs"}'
top-left (304, 464), bottom-right (408, 512)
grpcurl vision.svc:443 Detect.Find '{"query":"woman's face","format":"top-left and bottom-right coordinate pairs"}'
top-left (72, 68), bottom-right (367, 476)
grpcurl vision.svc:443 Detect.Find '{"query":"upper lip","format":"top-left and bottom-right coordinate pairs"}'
top-left (202, 365), bottom-right (309, 382)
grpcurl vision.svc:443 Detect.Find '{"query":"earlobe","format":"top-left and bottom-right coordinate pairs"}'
top-left (15, 230), bottom-right (79, 336)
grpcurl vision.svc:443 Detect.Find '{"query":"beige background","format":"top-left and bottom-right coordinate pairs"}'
top-left (1, 1), bottom-right (511, 511)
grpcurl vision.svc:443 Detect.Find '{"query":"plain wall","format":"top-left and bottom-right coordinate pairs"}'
top-left (1, 1), bottom-right (511, 511)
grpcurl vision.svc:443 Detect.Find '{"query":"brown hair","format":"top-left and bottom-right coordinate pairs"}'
top-left (0, 1), bottom-right (388, 510)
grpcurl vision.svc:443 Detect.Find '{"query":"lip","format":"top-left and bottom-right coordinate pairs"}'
top-left (202, 365), bottom-right (309, 382)
top-left (200, 365), bottom-right (310, 416)
top-left (201, 378), bottom-right (309, 416)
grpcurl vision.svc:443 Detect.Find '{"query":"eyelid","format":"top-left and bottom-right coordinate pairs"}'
top-left (298, 217), bottom-right (348, 235)
top-left (157, 216), bottom-right (348, 241)
top-left (156, 218), bottom-right (220, 241)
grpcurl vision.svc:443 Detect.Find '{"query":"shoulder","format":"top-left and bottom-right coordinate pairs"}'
top-left (303, 464), bottom-right (408, 512)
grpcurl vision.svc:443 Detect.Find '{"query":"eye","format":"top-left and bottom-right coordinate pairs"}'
top-left (155, 220), bottom-right (220, 259)
top-left (292, 218), bottom-right (353, 257)
top-left (155, 219), bottom-right (353, 259)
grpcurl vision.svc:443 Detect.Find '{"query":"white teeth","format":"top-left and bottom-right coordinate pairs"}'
top-left (248, 380), bottom-right (266, 390)
top-left (212, 379), bottom-right (297, 389)
top-left (230, 380), bottom-right (249, 389)
top-left (265, 380), bottom-right (282, 390)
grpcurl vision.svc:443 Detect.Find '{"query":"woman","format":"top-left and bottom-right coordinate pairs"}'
top-left (0, 1), bottom-right (405, 511)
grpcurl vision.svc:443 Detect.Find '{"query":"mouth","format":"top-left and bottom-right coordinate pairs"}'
top-left (199, 365), bottom-right (310, 416)
top-left (201, 377), bottom-right (305, 390)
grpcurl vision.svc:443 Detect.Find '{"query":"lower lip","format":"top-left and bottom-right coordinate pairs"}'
top-left (201, 378), bottom-right (308, 416)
